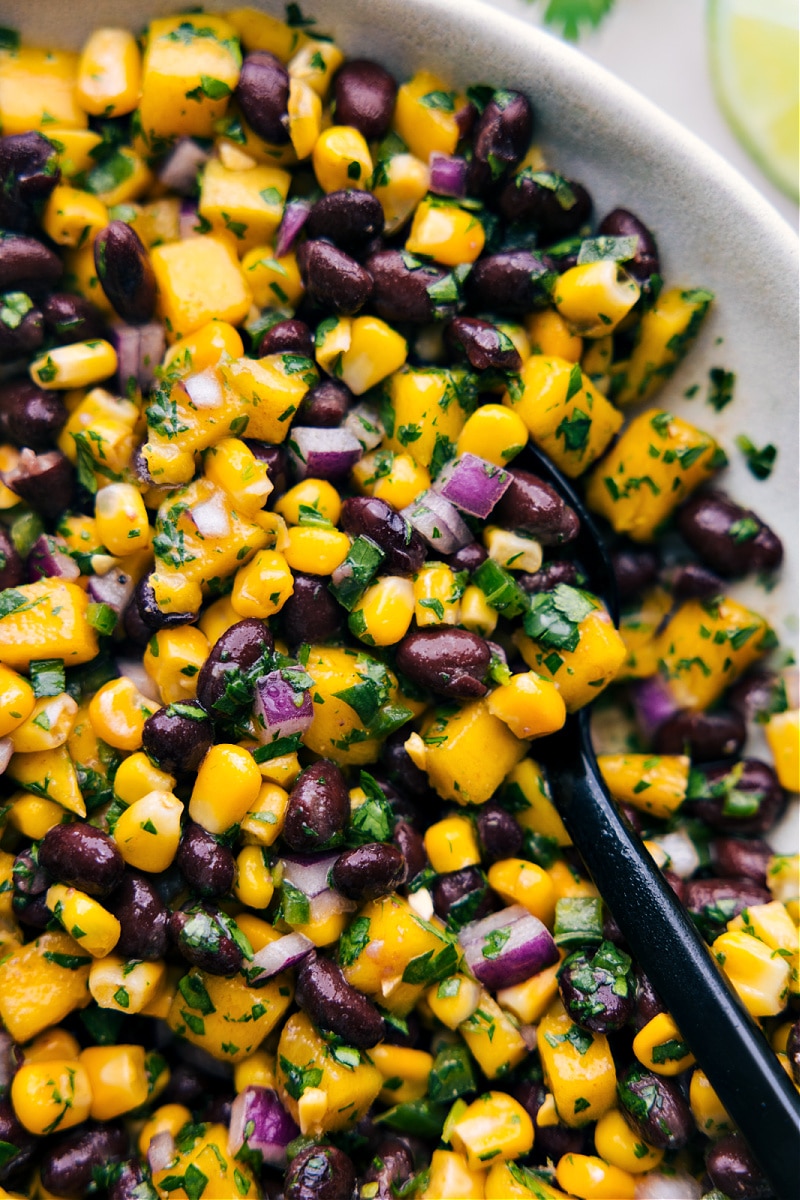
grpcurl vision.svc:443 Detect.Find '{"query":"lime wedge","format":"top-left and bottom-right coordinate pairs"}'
top-left (708, 0), bottom-right (799, 202)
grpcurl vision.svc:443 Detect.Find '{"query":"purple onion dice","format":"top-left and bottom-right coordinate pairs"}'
top-left (275, 198), bottom-right (312, 259)
top-left (288, 425), bottom-right (363, 481)
top-left (254, 668), bottom-right (314, 743)
top-left (459, 904), bottom-right (559, 989)
top-left (27, 534), bottom-right (80, 582)
top-left (402, 490), bottom-right (473, 554)
top-left (157, 138), bottom-right (212, 194)
top-left (228, 1086), bottom-right (299, 1166)
top-left (433, 452), bottom-right (511, 519)
top-left (429, 153), bottom-right (468, 198)
top-left (247, 931), bottom-right (314, 985)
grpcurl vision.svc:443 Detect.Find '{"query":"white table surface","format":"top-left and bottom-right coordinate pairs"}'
top-left (487, 0), bottom-right (799, 230)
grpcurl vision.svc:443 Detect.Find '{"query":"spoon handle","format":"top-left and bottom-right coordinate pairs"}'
top-left (543, 709), bottom-right (800, 1200)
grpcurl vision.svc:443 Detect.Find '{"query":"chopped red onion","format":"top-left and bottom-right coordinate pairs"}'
top-left (27, 534), bottom-right (80, 582)
top-left (631, 675), bottom-right (680, 742)
top-left (158, 138), bottom-right (211, 195)
top-left (179, 198), bottom-right (202, 241)
top-left (137, 322), bottom-right (166, 390)
top-left (343, 402), bottom-right (385, 451)
top-left (110, 322), bottom-right (166, 394)
top-left (116, 656), bottom-right (158, 702)
top-left (433, 452), bottom-right (511, 518)
top-left (248, 932), bottom-right (314, 985)
top-left (189, 493), bottom-right (231, 538)
top-left (275, 198), bottom-right (311, 259)
top-left (280, 852), bottom-right (341, 899)
top-left (147, 1130), bottom-right (176, 1174)
top-left (184, 369), bottom-right (224, 409)
top-left (635, 1171), bottom-right (703, 1199)
top-left (650, 829), bottom-right (701, 880)
top-left (402, 490), bottom-right (473, 554)
top-left (0, 737), bottom-right (12, 776)
top-left (429, 152), bottom-right (468, 198)
top-left (288, 426), bottom-right (363, 481)
top-left (228, 1087), bottom-right (300, 1166)
top-left (88, 569), bottom-right (136, 616)
top-left (459, 904), bottom-right (559, 990)
top-left (254, 668), bottom-right (314, 742)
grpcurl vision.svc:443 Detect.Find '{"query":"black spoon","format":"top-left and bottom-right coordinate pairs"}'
top-left (526, 445), bottom-right (800, 1200)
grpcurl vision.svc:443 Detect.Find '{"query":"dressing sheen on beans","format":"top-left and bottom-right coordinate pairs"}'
top-left (0, 7), bottom-right (794, 1200)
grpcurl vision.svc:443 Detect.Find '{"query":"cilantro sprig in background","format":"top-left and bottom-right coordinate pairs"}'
top-left (532, 0), bottom-right (616, 40)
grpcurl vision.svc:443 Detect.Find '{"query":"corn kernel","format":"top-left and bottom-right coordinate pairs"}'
top-left (766, 709), bottom-right (800, 792)
top-left (689, 1067), bottom-right (731, 1136)
top-left (372, 1044), bottom-right (433, 1105)
top-left (143, 627), bottom-right (209, 706)
top-left (526, 309), bottom-right (584, 361)
top-left (284, 525), bottom-right (351, 575)
top-left (497, 955), bottom-right (563, 1025)
top-left (488, 858), bottom-right (557, 926)
top-left (89, 954), bottom-right (166, 1014)
top-left (713, 928), bottom-right (791, 1017)
top-left (448, 1091), bottom-right (534, 1169)
top-left (373, 151), bottom-right (430, 234)
top-left (88, 677), bottom-right (158, 752)
top-left (241, 781), bottom-right (290, 845)
top-left (93, 483), bottom-right (150, 556)
top-left (190, 744), bottom-right (262, 834)
top-left (10, 693), bottom-right (78, 754)
top-left (30, 339), bottom-right (118, 390)
top-left (275, 478), bottom-right (342, 526)
top-left (406, 198), bottom-right (485, 267)
top-left (80, 1044), bottom-right (148, 1120)
top-left (138, 1103), bottom-right (193, 1157)
top-left (11, 1060), bottom-right (92, 1135)
top-left (241, 245), bottom-right (305, 308)
top-left (164, 320), bottom-right (245, 375)
top-left (42, 186), bottom-right (108, 247)
top-left (484, 526), bottom-right (543, 574)
top-left (234, 1050), bottom-right (277, 1095)
top-left (312, 124), bottom-right (372, 193)
top-left (632, 1012), bottom-right (695, 1076)
top-left (420, 1150), bottom-right (485, 1200)
top-left (427, 973), bottom-right (482, 1030)
top-left (460, 584), bottom-right (499, 636)
top-left (23, 1028), bottom-right (82, 1064)
top-left (45, 884), bottom-right (120, 958)
top-left (394, 71), bottom-right (462, 160)
top-left (113, 789), bottom-right (184, 872)
top-left (77, 27), bottom-right (142, 116)
top-left (593, 1108), bottom-right (664, 1173)
top-left (114, 752), bottom-right (176, 805)
top-left (413, 563), bottom-right (461, 627)
top-left (0, 665), bottom-right (36, 737)
top-left (199, 594), bottom-right (241, 644)
top-left (231, 549), bottom-right (295, 618)
top-left (488, 672), bottom-right (567, 741)
top-left (555, 1153), bottom-right (636, 1199)
top-left (486, 1161), bottom-right (570, 1198)
top-left (234, 845), bottom-right (275, 909)
top-left (358, 450), bottom-right (431, 510)
top-left (554, 261), bottom-right (640, 338)
top-left (350, 575), bottom-right (415, 646)
top-left (538, 1000), bottom-right (616, 1126)
top-left (460, 992), bottom-right (529, 1079)
top-left (457, 404), bottom-right (529, 467)
top-left (425, 815), bottom-right (481, 874)
top-left (7, 792), bottom-right (67, 841)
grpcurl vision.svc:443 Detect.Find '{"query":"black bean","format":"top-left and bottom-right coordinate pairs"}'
top-left (710, 836), bottom-right (771, 884)
top-left (340, 496), bottom-right (426, 576)
top-left (279, 572), bottom-right (343, 646)
top-left (176, 821), bottom-right (236, 897)
top-left (299, 240), bottom-right (373, 315)
top-left (170, 904), bottom-right (243, 975)
top-left (334, 59), bottom-right (397, 140)
top-left (366, 249), bottom-right (455, 323)
top-left (446, 316), bottom-right (523, 372)
top-left (0, 133), bottom-right (60, 232)
top-left (432, 866), bottom-right (493, 923)
top-left (133, 575), bottom-right (196, 632)
top-left (38, 823), bottom-right (124, 897)
top-left (445, 541), bottom-right (487, 575)
top-left (381, 730), bottom-right (432, 800)
top-left (362, 1136), bottom-right (414, 1200)
top-left (236, 51), bottom-right (290, 143)
top-left (685, 876), bottom-right (771, 940)
top-left (0, 378), bottom-right (66, 448)
top-left (617, 1063), bottom-right (693, 1149)
top-left (245, 440), bottom-right (289, 499)
top-left (2, 447), bottom-right (73, 518)
top-left (669, 561), bottom-right (725, 601)
top-left (108, 1160), bottom-right (148, 1200)
top-left (285, 1144), bottom-right (356, 1200)
top-left (786, 1019), bottom-right (800, 1086)
top-left (283, 759), bottom-right (350, 851)
top-left (559, 943), bottom-right (635, 1033)
top-left (296, 377), bottom-right (352, 427)
top-left (493, 468), bottom-right (580, 545)
top-left (297, 952), bottom-right (385, 1047)
top-left (499, 175), bottom-right (592, 242)
top-left (107, 871), bottom-right (169, 960)
top-left (12, 846), bottom-right (49, 897)
top-left (611, 546), bottom-right (659, 600)
top-left (396, 628), bottom-right (491, 699)
top-left (631, 969), bottom-right (666, 1032)
top-left (686, 758), bottom-right (786, 835)
top-left (617, 802), bottom-right (645, 836)
top-left (467, 250), bottom-right (553, 314)
top-left (653, 707), bottom-right (746, 762)
top-left (306, 189), bottom-right (384, 254)
top-left (705, 1132), bottom-right (772, 1200)
top-left (12, 888), bottom-right (53, 929)
top-left (40, 1122), bottom-right (128, 1196)
top-left (475, 804), bottom-right (523, 863)
top-left (0, 1099), bottom-right (37, 1185)
top-left (514, 1080), bottom-right (591, 1161)
top-left (0, 232), bottom-right (63, 294)
top-left (203, 1091), bottom-right (234, 1125)
top-left (196, 617), bottom-right (273, 716)
top-left (160, 1062), bottom-right (207, 1109)
top-left (332, 842), bottom-right (406, 901)
top-left (258, 318), bottom-right (314, 358)
top-left (0, 527), bottom-right (23, 589)
top-left (729, 670), bottom-right (788, 724)
top-left (662, 869), bottom-right (687, 906)
top-left (518, 560), bottom-right (579, 593)
top-left (94, 221), bottom-right (156, 324)
top-left (142, 704), bottom-right (214, 776)
top-left (598, 208), bottom-right (660, 284)
top-left (678, 490), bottom-right (783, 578)
top-left (0, 298), bottom-right (43, 361)
top-left (393, 820), bottom-right (429, 882)
top-left (43, 291), bottom-right (106, 345)
top-left (470, 90), bottom-right (533, 189)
